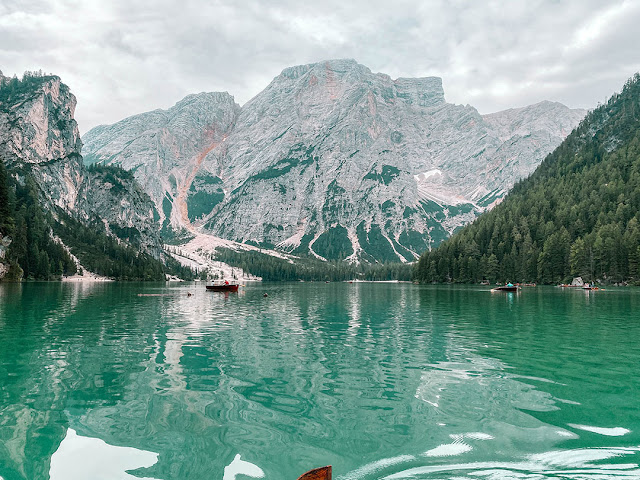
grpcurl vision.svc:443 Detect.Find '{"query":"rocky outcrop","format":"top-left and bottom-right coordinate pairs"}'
top-left (0, 232), bottom-right (10, 279)
top-left (83, 59), bottom-right (587, 262)
top-left (0, 74), bottom-right (162, 255)
top-left (0, 76), bottom-right (84, 212)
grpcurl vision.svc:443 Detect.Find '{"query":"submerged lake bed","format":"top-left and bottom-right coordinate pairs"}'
top-left (1, 282), bottom-right (639, 479)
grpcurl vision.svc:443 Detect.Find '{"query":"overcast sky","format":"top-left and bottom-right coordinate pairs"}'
top-left (1, 0), bottom-right (639, 133)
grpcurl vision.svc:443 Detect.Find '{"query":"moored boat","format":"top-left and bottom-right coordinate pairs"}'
top-left (492, 283), bottom-right (519, 292)
top-left (206, 280), bottom-right (240, 292)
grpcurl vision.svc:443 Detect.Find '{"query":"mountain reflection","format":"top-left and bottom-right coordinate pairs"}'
top-left (0, 283), bottom-right (639, 479)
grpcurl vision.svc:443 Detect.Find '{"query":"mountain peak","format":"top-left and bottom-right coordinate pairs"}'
top-left (0, 73), bottom-right (80, 166)
top-left (275, 60), bottom-right (446, 107)
top-left (279, 59), bottom-right (367, 80)
top-left (171, 91), bottom-right (238, 112)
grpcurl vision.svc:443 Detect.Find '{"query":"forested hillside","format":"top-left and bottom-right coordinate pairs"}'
top-left (0, 72), bottom-right (197, 281)
top-left (414, 73), bottom-right (640, 285)
top-left (0, 159), bottom-right (76, 280)
top-left (0, 158), bottom-right (177, 280)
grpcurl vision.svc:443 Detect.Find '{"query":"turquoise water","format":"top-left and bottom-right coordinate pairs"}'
top-left (0, 282), bottom-right (639, 479)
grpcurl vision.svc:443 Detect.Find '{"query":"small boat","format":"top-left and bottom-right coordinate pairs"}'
top-left (492, 283), bottom-right (519, 292)
top-left (583, 284), bottom-right (599, 290)
top-left (206, 280), bottom-right (240, 292)
top-left (297, 466), bottom-right (332, 480)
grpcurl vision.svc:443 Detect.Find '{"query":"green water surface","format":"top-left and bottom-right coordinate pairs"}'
top-left (0, 282), bottom-right (639, 479)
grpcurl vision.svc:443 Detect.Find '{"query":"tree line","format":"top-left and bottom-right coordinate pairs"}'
top-left (215, 247), bottom-right (412, 282)
top-left (0, 70), bottom-right (58, 104)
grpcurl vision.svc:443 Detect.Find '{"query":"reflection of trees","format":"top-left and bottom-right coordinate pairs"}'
top-left (0, 284), bottom-right (72, 479)
top-left (2, 283), bottom-right (447, 478)
top-left (0, 283), bottom-right (161, 479)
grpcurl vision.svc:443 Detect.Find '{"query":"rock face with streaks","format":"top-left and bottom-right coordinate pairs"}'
top-left (83, 92), bottom-right (239, 238)
top-left (83, 60), bottom-right (586, 262)
top-left (0, 73), bottom-right (161, 255)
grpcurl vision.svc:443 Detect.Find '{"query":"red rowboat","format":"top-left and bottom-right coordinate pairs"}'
top-left (297, 466), bottom-right (331, 480)
top-left (206, 280), bottom-right (240, 292)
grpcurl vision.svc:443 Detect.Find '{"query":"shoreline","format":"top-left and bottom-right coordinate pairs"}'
top-left (61, 274), bottom-right (114, 282)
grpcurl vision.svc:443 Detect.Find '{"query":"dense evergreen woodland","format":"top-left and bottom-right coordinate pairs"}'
top-left (0, 161), bottom-right (77, 280)
top-left (0, 73), bottom-right (197, 280)
top-left (414, 73), bottom-right (640, 285)
top-left (215, 248), bottom-right (412, 282)
top-left (0, 158), bottom-right (193, 281)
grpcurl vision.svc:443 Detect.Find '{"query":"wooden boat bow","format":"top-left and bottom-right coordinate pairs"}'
top-left (297, 466), bottom-right (332, 480)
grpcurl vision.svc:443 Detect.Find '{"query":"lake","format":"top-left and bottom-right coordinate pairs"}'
top-left (0, 282), bottom-right (639, 480)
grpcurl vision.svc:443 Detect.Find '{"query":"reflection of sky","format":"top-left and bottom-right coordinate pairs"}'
top-left (339, 444), bottom-right (640, 480)
top-left (415, 353), bottom-right (561, 419)
top-left (382, 447), bottom-right (640, 480)
top-left (380, 444), bottom-right (640, 480)
top-left (49, 430), bottom-right (266, 480)
top-left (408, 349), bottom-right (587, 475)
top-left (50, 429), bottom-right (159, 480)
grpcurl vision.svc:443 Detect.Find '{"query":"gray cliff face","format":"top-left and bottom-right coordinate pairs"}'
top-left (76, 168), bottom-right (160, 250)
top-left (83, 59), bottom-right (587, 262)
top-left (0, 76), bottom-right (85, 213)
top-left (0, 77), bottom-right (82, 166)
top-left (0, 75), bottom-right (161, 255)
top-left (83, 92), bottom-right (239, 237)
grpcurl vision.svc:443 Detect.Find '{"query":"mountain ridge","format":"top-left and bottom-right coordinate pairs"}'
top-left (82, 59), bottom-right (587, 263)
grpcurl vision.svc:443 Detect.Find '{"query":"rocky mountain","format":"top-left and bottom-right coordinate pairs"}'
top-left (414, 73), bottom-right (640, 285)
top-left (83, 60), bottom-right (586, 263)
top-left (0, 71), bottom-right (163, 278)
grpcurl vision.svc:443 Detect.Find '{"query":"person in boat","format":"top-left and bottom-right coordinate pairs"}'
top-left (225, 280), bottom-right (229, 285)
top-left (506, 282), bottom-right (514, 287)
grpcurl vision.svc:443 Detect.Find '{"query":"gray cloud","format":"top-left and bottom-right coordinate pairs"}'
top-left (1, 0), bottom-right (639, 133)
